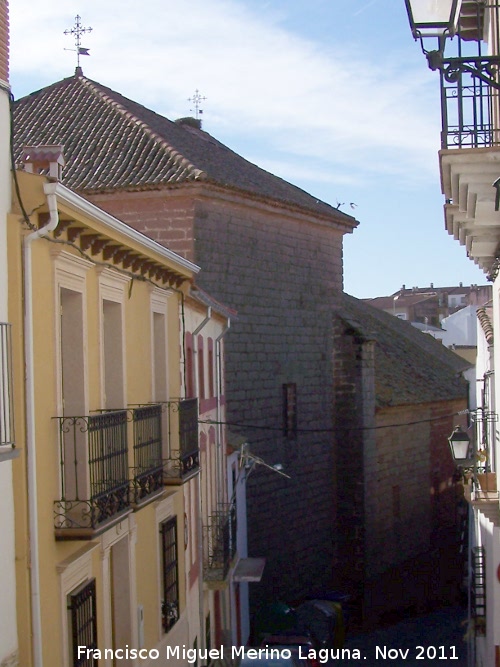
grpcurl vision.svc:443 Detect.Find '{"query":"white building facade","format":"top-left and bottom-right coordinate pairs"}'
top-left (0, 2), bottom-right (19, 665)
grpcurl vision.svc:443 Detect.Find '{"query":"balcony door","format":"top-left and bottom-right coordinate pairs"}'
top-left (61, 288), bottom-right (85, 416)
top-left (60, 287), bottom-right (87, 504)
top-left (103, 299), bottom-right (124, 410)
top-left (110, 535), bottom-right (133, 665)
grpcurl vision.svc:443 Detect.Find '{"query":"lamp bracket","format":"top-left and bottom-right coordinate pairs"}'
top-left (469, 408), bottom-right (498, 424)
top-left (440, 56), bottom-right (500, 90)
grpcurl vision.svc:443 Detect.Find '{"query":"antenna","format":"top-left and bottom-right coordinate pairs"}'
top-left (188, 89), bottom-right (207, 121)
top-left (64, 15), bottom-right (93, 69)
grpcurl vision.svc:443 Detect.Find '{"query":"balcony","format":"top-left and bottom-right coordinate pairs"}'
top-left (440, 148), bottom-right (500, 274)
top-left (203, 504), bottom-right (237, 585)
top-left (438, 1), bottom-right (500, 277)
top-left (0, 322), bottom-right (17, 462)
top-left (54, 410), bottom-right (131, 538)
top-left (163, 398), bottom-right (200, 483)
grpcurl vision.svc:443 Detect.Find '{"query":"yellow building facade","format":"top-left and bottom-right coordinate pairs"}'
top-left (8, 163), bottom-right (218, 666)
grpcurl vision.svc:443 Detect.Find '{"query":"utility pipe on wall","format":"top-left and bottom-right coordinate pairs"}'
top-left (24, 182), bottom-right (59, 667)
top-left (191, 307), bottom-right (211, 655)
top-left (215, 323), bottom-right (230, 509)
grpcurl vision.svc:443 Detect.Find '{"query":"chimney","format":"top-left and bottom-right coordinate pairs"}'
top-left (175, 117), bottom-right (202, 130)
top-left (21, 145), bottom-right (65, 180)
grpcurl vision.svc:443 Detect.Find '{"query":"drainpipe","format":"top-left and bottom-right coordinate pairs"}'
top-left (191, 307), bottom-right (211, 654)
top-left (214, 322), bottom-right (230, 644)
top-left (24, 182), bottom-right (59, 667)
top-left (215, 323), bottom-right (230, 508)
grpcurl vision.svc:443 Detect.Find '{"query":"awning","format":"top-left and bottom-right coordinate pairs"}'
top-left (233, 557), bottom-right (265, 582)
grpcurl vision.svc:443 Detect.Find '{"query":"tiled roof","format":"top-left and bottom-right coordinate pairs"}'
top-left (13, 71), bottom-right (357, 227)
top-left (339, 294), bottom-right (470, 408)
top-left (364, 293), bottom-right (437, 310)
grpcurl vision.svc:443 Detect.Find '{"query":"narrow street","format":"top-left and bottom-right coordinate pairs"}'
top-left (342, 606), bottom-right (467, 665)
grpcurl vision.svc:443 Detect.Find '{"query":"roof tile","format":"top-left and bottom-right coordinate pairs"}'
top-left (339, 294), bottom-right (470, 408)
top-left (13, 72), bottom-right (357, 227)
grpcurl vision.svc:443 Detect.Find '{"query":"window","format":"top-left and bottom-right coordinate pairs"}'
top-left (68, 579), bottom-right (98, 666)
top-left (198, 336), bottom-right (205, 400)
top-left (151, 288), bottom-right (170, 404)
top-left (192, 638), bottom-right (198, 667)
top-left (208, 338), bottom-right (215, 398)
top-left (153, 311), bottom-right (168, 402)
top-left (98, 268), bottom-right (130, 410)
top-left (160, 517), bottom-right (179, 632)
top-left (283, 383), bottom-right (297, 439)
top-left (185, 333), bottom-right (195, 399)
top-left (206, 613), bottom-right (211, 663)
top-left (102, 299), bottom-right (124, 409)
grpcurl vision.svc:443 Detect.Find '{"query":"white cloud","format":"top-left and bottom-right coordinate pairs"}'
top-left (9, 0), bottom-right (440, 186)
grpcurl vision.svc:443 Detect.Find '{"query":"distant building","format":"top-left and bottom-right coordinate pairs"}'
top-left (334, 295), bottom-right (470, 628)
top-left (364, 283), bottom-right (492, 327)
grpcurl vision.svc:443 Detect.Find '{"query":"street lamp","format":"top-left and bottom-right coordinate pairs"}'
top-left (448, 425), bottom-right (473, 467)
top-left (405, 0), bottom-right (462, 39)
top-left (405, 0), bottom-right (500, 87)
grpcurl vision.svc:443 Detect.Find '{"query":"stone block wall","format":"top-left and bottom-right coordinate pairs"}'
top-left (193, 196), bottom-right (345, 605)
top-left (331, 318), bottom-right (373, 608)
top-left (332, 313), bottom-right (467, 627)
top-left (365, 403), bottom-right (433, 576)
top-left (363, 398), bottom-right (466, 627)
top-left (91, 187), bottom-right (347, 607)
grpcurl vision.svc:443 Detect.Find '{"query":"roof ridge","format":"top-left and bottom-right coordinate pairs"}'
top-left (79, 75), bottom-right (207, 182)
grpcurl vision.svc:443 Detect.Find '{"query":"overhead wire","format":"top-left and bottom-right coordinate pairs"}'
top-left (199, 408), bottom-right (472, 434)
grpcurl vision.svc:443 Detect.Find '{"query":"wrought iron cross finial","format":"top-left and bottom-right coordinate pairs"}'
top-left (188, 89), bottom-right (207, 120)
top-left (64, 15), bottom-right (93, 69)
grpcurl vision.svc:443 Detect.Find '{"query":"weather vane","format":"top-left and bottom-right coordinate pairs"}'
top-left (64, 15), bottom-right (93, 69)
top-left (188, 89), bottom-right (207, 120)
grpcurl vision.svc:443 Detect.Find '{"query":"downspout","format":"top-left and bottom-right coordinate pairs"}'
top-left (215, 322), bottom-right (230, 508)
top-left (214, 322), bottom-right (230, 644)
top-left (191, 307), bottom-right (211, 654)
top-left (24, 181), bottom-right (59, 667)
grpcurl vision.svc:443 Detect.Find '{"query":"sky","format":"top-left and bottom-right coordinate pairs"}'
top-left (8, 0), bottom-right (489, 298)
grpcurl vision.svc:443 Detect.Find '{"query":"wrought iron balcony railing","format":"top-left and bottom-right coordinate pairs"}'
top-left (0, 323), bottom-right (15, 448)
top-left (54, 410), bottom-right (131, 534)
top-left (163, 398), bottom-right (200, 482)
top-left (131, 404), bottom-right (164, 504)
top-left (203, 503), bottom-right (237, 582)
top-left (439, 1), bottom-right (500, 149)
top-left (54, 398), bottom-right (199, 533)
top-left (471, 545), bottom-right (486, 636)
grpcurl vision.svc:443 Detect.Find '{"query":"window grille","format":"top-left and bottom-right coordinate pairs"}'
top-left (68, 579), bottom-right (98, 667)
top-left (132, 404), bottom-right (163, 503)
top-left (161, 516), bottom-right (179, 632)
